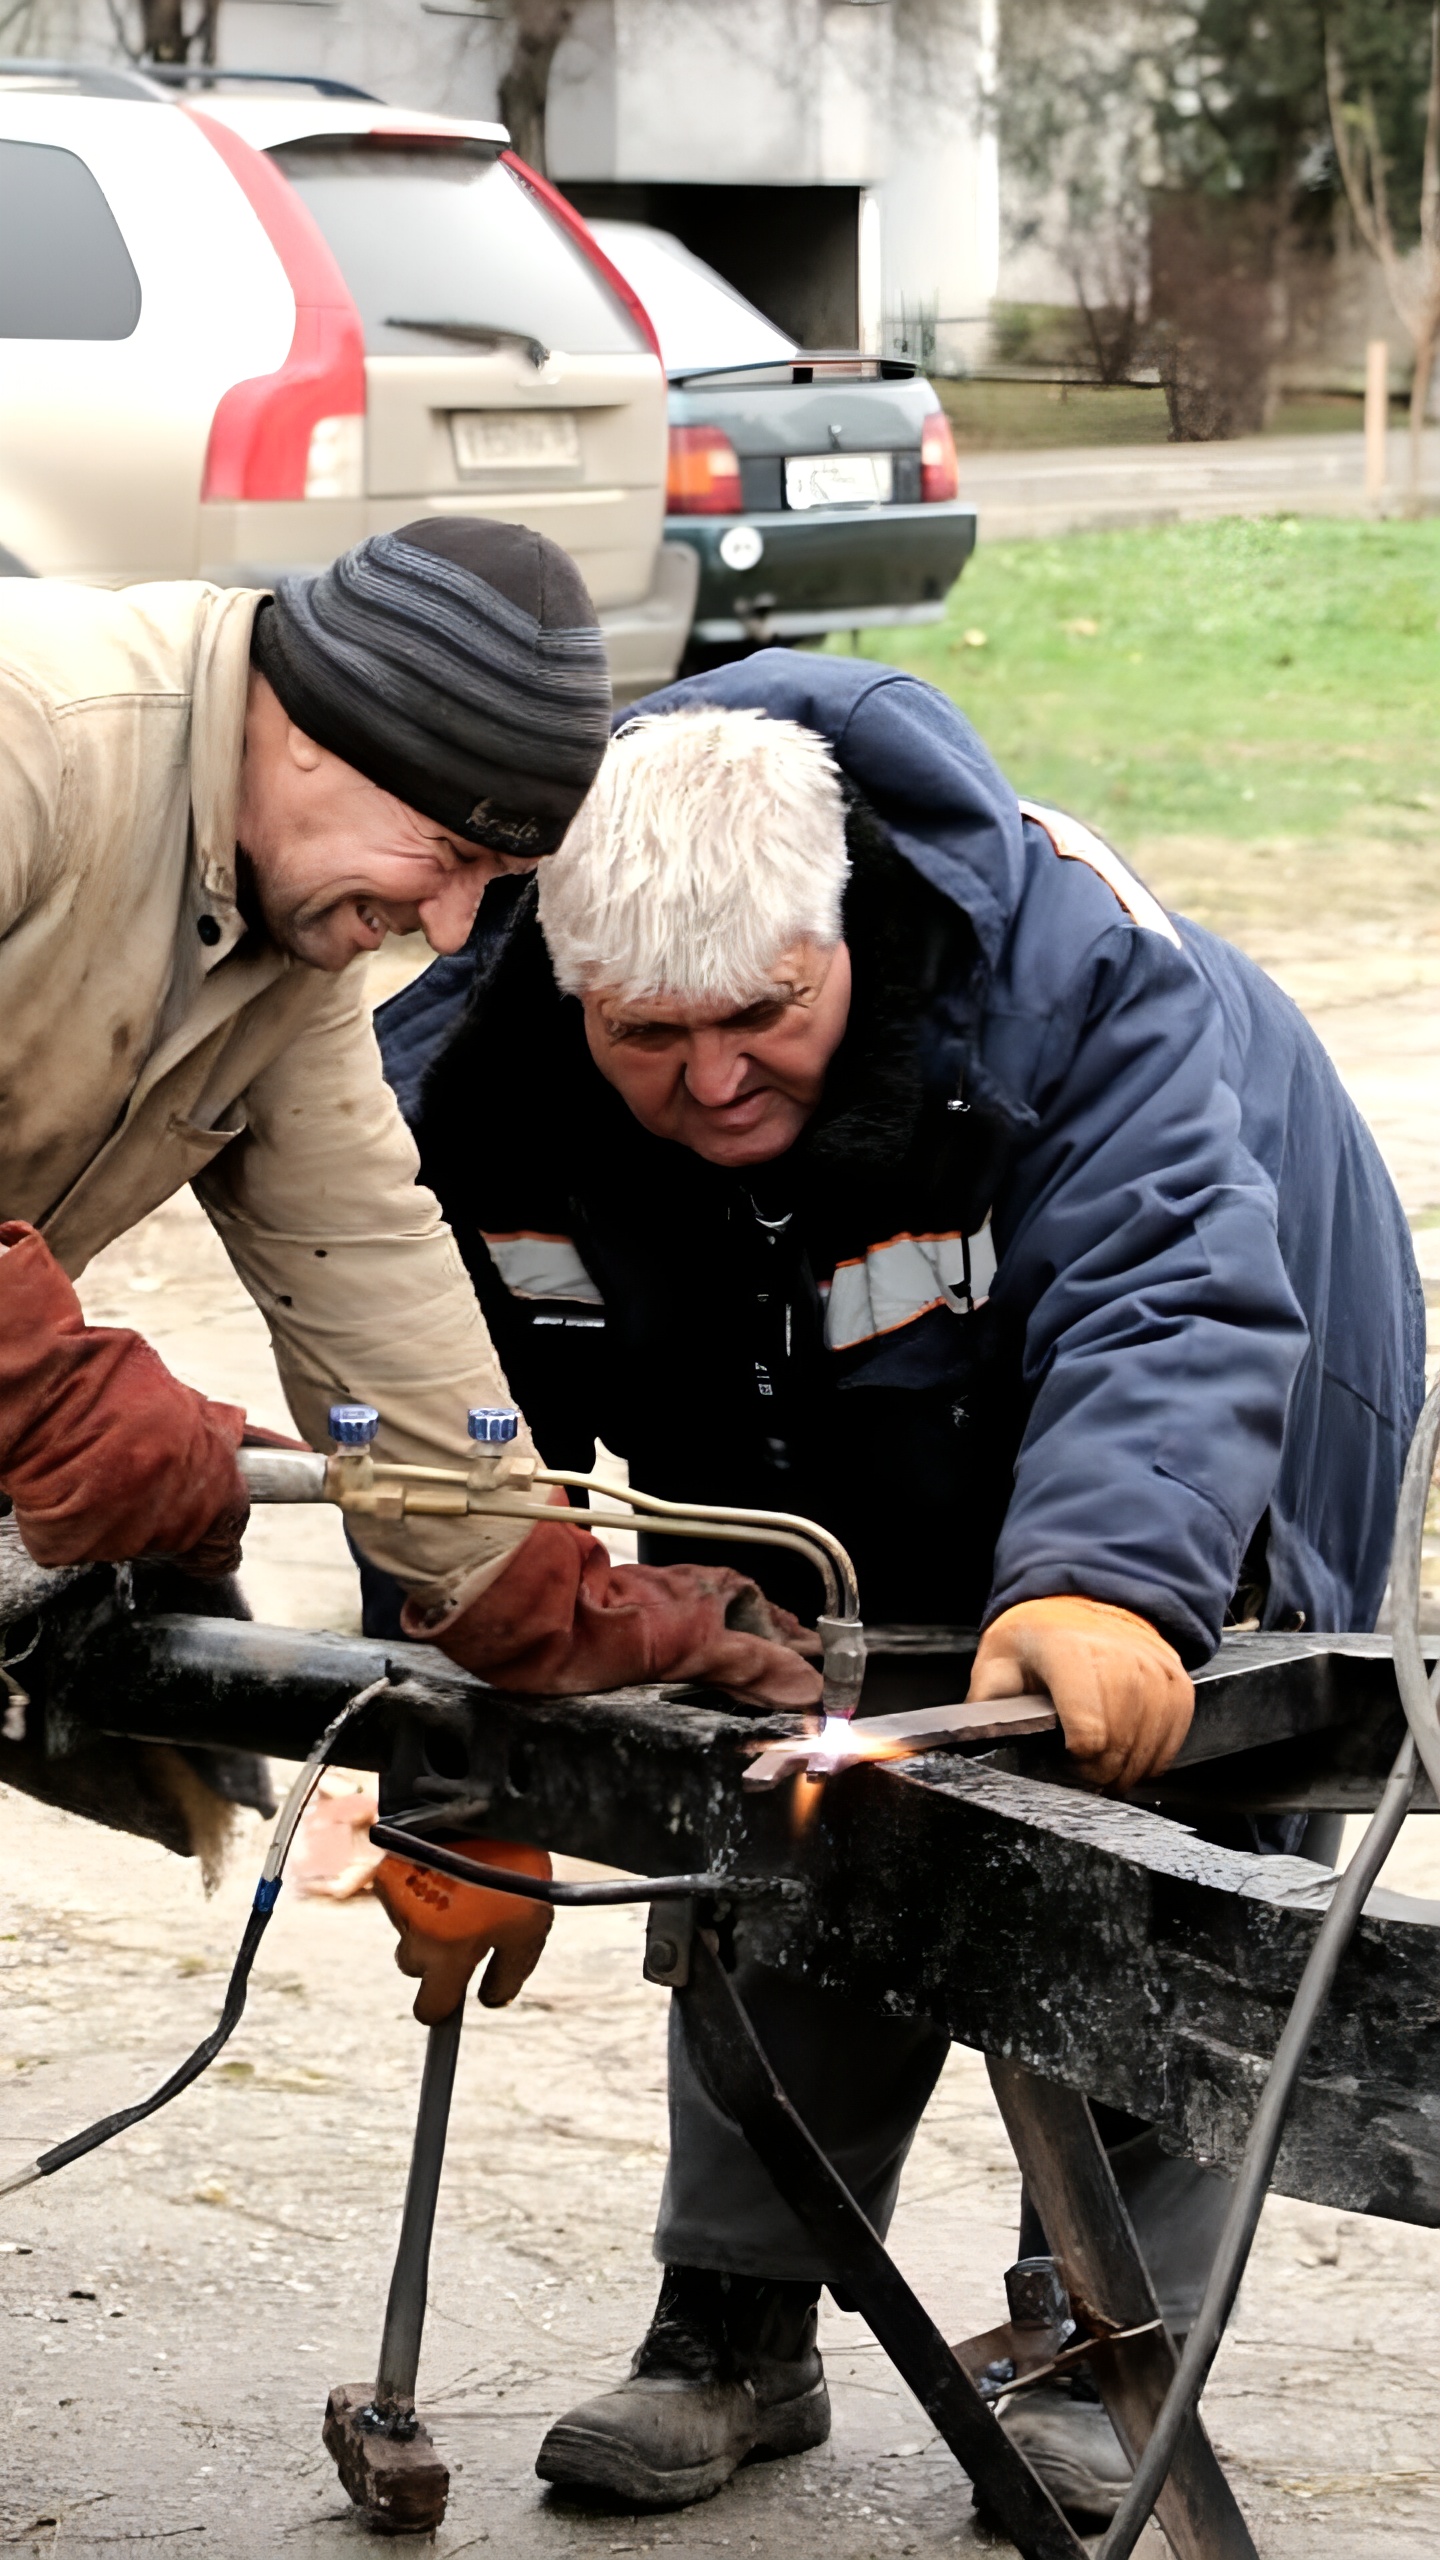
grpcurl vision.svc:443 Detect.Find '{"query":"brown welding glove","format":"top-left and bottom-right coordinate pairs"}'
top-left (0, 1220), bottom-right (249, 1577)
top-left (405, 1517), bottom-right (823, 1711)
top-left (373, 1836), bottom-right (555, 2023)
top-left (969, 1596), bottom-right (1194, 1789)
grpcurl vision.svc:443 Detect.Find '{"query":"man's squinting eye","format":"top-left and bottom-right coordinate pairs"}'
top-left (724, 996), bottom-right (793, 1033)
top-left (604, 992), bottom-right (799, 1048)
top-left (607, 1019), bottom-right (684, 1050)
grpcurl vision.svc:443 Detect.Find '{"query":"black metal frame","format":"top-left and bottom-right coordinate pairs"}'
top-left (36, 1598), bottom-right (1437, 2213)
top-left (356, 1820), bottom-right (1259, 2558)
top-left (12, 1582), bottom-right (1440, 2549)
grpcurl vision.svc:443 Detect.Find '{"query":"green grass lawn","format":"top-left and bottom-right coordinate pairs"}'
top-left (934, 379), bottom-right (1397, 451)
top-left (842, 515), bottom-right (1440, 848)
top-left (938, 378), bottom-right (1173, 448)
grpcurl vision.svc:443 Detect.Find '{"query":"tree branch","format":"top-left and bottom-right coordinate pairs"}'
top-left (497, 0), bottom-right (578, 175)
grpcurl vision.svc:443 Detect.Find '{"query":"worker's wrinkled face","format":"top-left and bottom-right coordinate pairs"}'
top-left (582, 940), bottom-right (853, 1167)
top-left (236, 673), bottom-right (536, 971)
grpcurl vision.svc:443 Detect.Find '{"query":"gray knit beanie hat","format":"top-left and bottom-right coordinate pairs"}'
top-left (250, 516), bottom-right (612, 857)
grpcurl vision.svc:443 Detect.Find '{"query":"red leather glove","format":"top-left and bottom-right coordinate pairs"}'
top-left (969, 1596), bottom-right (1194, 1788)
top-left (373, 1836), bottom-right (554, 2023)
top-left (405, 1518), bottom-right (824, 1711)
top-left (0, 1220), bottom-right (249, 1576)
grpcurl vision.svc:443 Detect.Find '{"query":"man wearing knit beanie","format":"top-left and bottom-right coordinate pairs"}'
top-left (0, 519), bottom-right (816, 1882)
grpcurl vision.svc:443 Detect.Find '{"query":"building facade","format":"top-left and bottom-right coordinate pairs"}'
top-left (20, 0), bottom-right (1000, 366)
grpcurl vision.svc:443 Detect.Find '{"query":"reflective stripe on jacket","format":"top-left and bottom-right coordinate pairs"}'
top-left (378, 652), bottom-right (1425, 1657)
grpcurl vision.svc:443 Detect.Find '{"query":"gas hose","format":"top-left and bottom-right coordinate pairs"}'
top-left (1097, 1379), bottom-right (1440, 2560)
top-left (0, 1673), bottom-right (393, 2198)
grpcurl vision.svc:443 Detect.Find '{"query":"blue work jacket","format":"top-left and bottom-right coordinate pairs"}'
top-left (377, 653), bottom-right (1424, 1661)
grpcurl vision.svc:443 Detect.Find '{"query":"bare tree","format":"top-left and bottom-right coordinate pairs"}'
top-left (1326, 7), bottom-right (1440, 501)
top-left (95, 0), bottom-right (218, 64)
top-left (999, 0), bottom-right (1156, 384)
top-left (142, 0), bottom-right (219, 60)
top-left (498, 0), bottom-right (578, 173)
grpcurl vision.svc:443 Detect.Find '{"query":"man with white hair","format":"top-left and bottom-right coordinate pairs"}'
top-left (371, 653), bottom-right (1422, 2521)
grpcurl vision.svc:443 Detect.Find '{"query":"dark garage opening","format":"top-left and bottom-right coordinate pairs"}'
top-left (559, 182), bottom-right (861, 349)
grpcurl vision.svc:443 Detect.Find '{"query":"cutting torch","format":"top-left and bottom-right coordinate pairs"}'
top-left (238, 1402), bottom-right (1056, 1782)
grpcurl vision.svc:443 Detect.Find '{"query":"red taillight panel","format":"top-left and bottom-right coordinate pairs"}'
top-left (920, 410), bottom-right (959, 503)
top-left (666, 424), bottom-right (743, 515)
top-left (189, 108), bottom-right (366, 503)
top-left (500, 149), bottom-right (663, 365)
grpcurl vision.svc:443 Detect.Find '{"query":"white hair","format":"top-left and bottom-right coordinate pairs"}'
top-left (536, 706), bottom-right (849, 1005)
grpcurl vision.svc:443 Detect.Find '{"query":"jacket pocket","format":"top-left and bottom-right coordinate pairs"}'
top-left (167, 1107), bottom-right (247, 1172)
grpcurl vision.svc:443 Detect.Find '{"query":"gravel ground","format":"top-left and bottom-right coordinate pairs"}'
top-left (3, 894), bottom-right (1439, 2559)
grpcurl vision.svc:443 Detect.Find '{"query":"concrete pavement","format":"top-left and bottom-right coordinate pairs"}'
top-left (3, 903), bottom-right (1439, 2556)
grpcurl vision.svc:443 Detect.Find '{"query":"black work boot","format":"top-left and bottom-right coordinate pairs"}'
top-left (996, 2369), bottom-right (1132, 2524)
top-left (535, 2265), bottom-right (830, 2509)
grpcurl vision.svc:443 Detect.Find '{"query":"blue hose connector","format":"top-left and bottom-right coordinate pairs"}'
top-left (468, 1405), bottom-right (520, 1445)
top-left (329, 1403), bottom-right (381, 1448)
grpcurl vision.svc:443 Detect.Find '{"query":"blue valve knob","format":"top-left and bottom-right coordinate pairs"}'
top-left (468, 1405), bottom-right (520, 1445)
top-left (329, 1403), bottom-right (380, 1448)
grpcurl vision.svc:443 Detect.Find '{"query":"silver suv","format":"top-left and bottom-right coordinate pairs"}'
top-left (0, 65), bottom-right (695, 695)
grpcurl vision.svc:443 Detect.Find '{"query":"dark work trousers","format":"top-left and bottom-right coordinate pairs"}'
top-left (656, 1812), bottom-right (1346, 2334)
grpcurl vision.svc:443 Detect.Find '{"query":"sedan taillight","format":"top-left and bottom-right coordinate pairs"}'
top-left (920, 410), bottom-right (959, 503)
top-left (667, 424), bottom-right (743, 515)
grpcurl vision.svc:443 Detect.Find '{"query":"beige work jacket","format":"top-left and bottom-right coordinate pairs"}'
top-left (0, 575), bottom-right (533, 1603)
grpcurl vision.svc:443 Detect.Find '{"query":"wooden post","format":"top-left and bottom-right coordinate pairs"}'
top-left (1365, 339), bottom-right (1390, 499)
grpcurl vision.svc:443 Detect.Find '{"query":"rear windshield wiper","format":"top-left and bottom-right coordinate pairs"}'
top-left (385, 317), bottom-right (549, 367)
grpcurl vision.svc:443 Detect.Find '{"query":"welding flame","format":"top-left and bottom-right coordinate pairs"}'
top-left (788, 1714), bottom-right (915, 1836)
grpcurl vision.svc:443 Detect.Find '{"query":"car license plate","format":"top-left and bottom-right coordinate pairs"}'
top-left (451, 411), bottom-right (580, 473)
top-left (784, 451), bottom-right (894, 510)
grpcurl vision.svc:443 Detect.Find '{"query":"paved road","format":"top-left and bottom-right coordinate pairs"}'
top-left (961, 427), bottom-right (1440, 540)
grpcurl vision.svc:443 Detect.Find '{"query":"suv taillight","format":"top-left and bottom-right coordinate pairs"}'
top-left (667, 424), bottom-right (743, 515)
top-left (189, 110), bottom-right (366, 503)
top-left (920, 410), bottom-right (959, 503)
top-left (501, 150), bottom-right (663, 364)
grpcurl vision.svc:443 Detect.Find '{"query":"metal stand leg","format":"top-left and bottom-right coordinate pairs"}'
top-left (324, 2005), bottom-right (463, 2534)
top-left (375, 2007), bottom-right (464, 2408)
top-left (676, 1930), bottom-right (1087, 2560)
top-left (987, 2061), bottom-right (1257, 2560)
top-left (677, 1932), bottom-right (1260, 2560)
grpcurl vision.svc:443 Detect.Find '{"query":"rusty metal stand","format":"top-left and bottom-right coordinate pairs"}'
top-left (323, 1833), bottom-right (1263, 2556)
top-left (324, 2005), bottom-right (462, 2534)
top-left (987, 2062), bottom-right (1256, 2560)
top-left (674, 1925), bottom-right (1258, 2560)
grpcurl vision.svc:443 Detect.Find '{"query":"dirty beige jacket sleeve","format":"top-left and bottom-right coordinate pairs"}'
top-left (195, 962), bottom-right (537, 1606)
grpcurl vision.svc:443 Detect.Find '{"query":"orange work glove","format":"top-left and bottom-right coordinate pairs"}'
top-left (373, 1836), bottom-right (554, 2024)
top-left (0, 1220), bottom-right (249, 1576)
top-left (968, 1596), bottom-right (1194, 1789)
top-left (406, 1518), bottom-right (823, 1712)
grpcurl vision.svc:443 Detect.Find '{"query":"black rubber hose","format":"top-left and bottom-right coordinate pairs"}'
top-left (1096, 1730), bottom-right (1416, 2560)
top-left (368, 1819), bottom-right (800, 1905)
top-left (0, 1674), bottom-right (391, 2198)
top-left (1098, 1379), bottom-right (1440, 2560)
top-left (31, 1884), bottom-right (279, 2180)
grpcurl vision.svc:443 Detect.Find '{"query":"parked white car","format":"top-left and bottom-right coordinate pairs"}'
top-left (0, 65), bottom-right (695, 694)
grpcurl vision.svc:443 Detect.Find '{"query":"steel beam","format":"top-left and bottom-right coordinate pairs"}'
top-left (21, 1590), bottom-right (1440, 2223)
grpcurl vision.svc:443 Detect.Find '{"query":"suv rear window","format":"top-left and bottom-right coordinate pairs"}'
top-left (268, 139), bottom-right (645, 359)
top-left (0, 139), bottom-right (141, 339)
